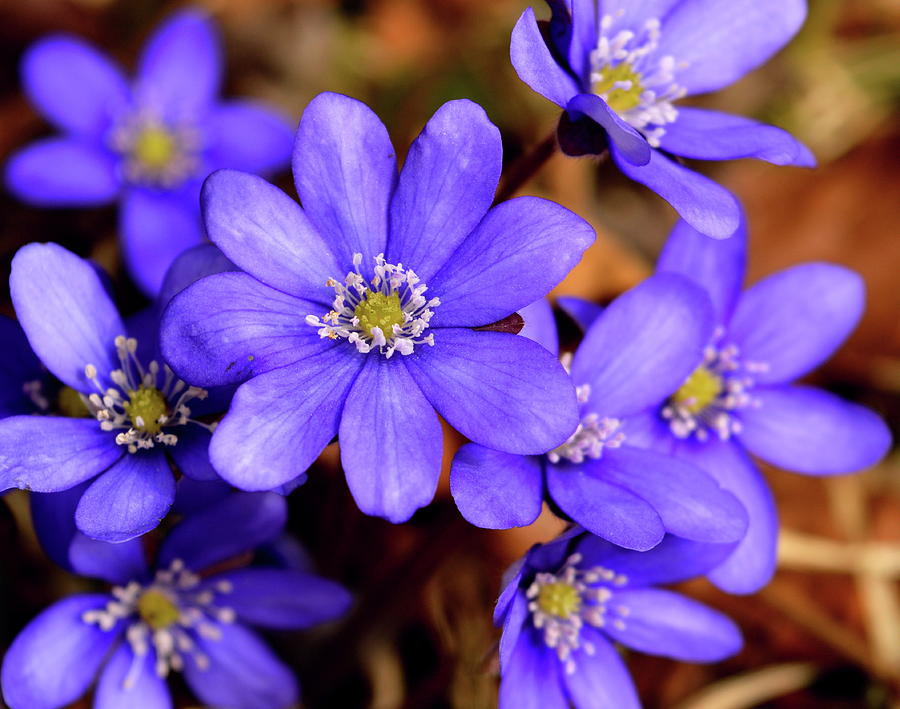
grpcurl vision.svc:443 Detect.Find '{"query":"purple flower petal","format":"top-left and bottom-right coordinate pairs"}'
top-left (499, 632), bottom-right (568, 709)
top-left (729, 263), bottom-right (865, 385)
top-left (168, 426), bottom-right (219, 482)
top-left (21, 35), bottom-right (128, 138)
top-left (741, 385), bottom-right (891, 475)
top-left (546, 463), bottom-right (665, 550)
top-left (6, 138), bottom-right (119, 206)
top-left (292, 92), bottom-right (396, 268)
top-left (556, 295), bottom-right (603, 332)
top-left (510, 8), bottom-right (581, 107)
top-left (576, 533), bottom-right (738, 587)
top-left (340, 358), bottom-right (443, 522)
top-left (121, 187), bottom-right (204, 296)
top-left (210, 349), bottom-right (363, 490)
top-left (136, 10), bottom-right (221, 117)
top-left (658, 215), bottom-right (747, 324)
top-left (662, 108), bottom-right (815, 166)
top-left (450, 444), bottom-right (544, 529)
top-left (10, 242), bottom-right (126, 391)
top-left (498, 591), bottom-right (529, 672)
top-left (159, 492), bottom-right (286, 571)
top-left (158, 243), bottom-right (238, 307)
top-left (655, 0), bottom-right (807, 95)
top-left (611, 145), bottom-right (741, 239)
top-left (563, 629), bottom-right (641, 709)
top-left (212, 568), bottom-right (351, 629)
top-left (567, 0), bottom-right (599, 80)
top-left (0, 316), bottom-right (44, 417)
top-left (0, 594), bottom-right (118, 709)
top-left (206, 101), bottom-right (293, 175)
top-left (182, 622), bottom-right (298, 709)
top-left (0, 417), bottom-right (121, 493)
top-left (519, 298), bottom-right (559, 356)
top-left (30, 483), bottom-right (89, 571)
top-left (429, 197), bottom-right (594, 327)
top-left (75, 450), bottom-right (175, 542)
top-left (603, 588), bottom-right (743, 662)
top-left (386, 100), bottom-right (501, 282)
top-left (69, 534), bottom-right (148, 585)
top-left (201, 169), bottom-right (340, 299)
top-left (598, 445), bottom-right (748, 543)
top-left (571, 273), bottom-right (714, 418)
top-left (405, 329), bottom-right (579, 454)
top-left (600, 0), bottom-right (681, 31)
top-left (677, 438), bottom-right (777, 594)
top-left (566, 93), bottom-right (651, 166)
top-left (161, 272), bottom-right (327, 387)
top-left (94, 644), bottom-right (172, 709)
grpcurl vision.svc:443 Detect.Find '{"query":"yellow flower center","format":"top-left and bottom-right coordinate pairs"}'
top-left (123, 386), bottom-right (169, 434)
top-left (592, 63), bottom-right (645, 114)
top-left (537, 581), bottom-right (582, 619)
top-left (132, 126), bottom-right (177, 171)
top-left (137, 589), bottom-right (180, 630)
top-left (672, 366), bottom-right (723, 414)
top-left (354, 291), bottom-right (405, 338)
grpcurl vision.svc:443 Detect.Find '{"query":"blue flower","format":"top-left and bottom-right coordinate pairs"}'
top-left (0, 316), bottom-right (50, 418)
top-left (5, 10), bottom-right (292, 295)
top-left (451, 276), bottom-right (747, 551)
top-left (0, 243), bottom-right (230, 542)
top-left (496, 530), bottom-right (742, 708)
top-left (510, 0), bottom-right (815, 238)
top-left (161, 92), bottom-right (595, 523)
top-left (0, 492), bottom-right (351, 709)
top-left (599, 217), bottom-right (892, 593)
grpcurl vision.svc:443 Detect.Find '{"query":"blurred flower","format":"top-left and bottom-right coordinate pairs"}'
top-left (0, 316), bottom-right (49, 418)
top-left (496, 530), bottom-right (742, 709)
top-left (605, 216), bottom-right (893, 593)
top-left (452, 281), bottom-right (747, 550)
top-left (5, 10), bottom-right (292, 295)
top-left (0, 492), bottom-right (351, 709)
top-left (161, 92), bottom-right (595, 523)
top-left (0, 243), bottom-right (232, 542)
top-left (510, 0), bottom-right (815, 238)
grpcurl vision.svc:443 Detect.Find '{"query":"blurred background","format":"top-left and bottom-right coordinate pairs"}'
top-left (0, 0), bottom-right (898, 707)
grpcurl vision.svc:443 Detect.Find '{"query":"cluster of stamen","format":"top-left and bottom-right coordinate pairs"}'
top-left (83, 559), bottom-right (235, 689)
top-left (589, 12), bottom-right (687, 147)
top-left (662, 329), bottom-right (768, 441)
top-left (527, 553), bottom-right (630, 674)
top-left (547, 384), bottom-right (625, 464)
top-left (306, 253), bottom-right (440, 358)
top-left (109, 110), bottom-right (200, 187)
top-left (83, 335), bottom-right (211, 453)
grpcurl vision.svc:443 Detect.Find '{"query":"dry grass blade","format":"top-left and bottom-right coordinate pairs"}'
top-left (672, 662), bottom-right (819, 709)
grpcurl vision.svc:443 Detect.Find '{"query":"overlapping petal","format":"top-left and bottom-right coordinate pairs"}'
top-left (566, 94), bottom-right (651, 166)
top-left (451, 445), bottom-right (544, 529)
top-left (429, 197), bottom-right (594, 327)
top-left (563, 629), bottom-right (641, 709)
top-left (510, 8), bottom-right (581, 107)
top-left (206, 101), bottom-right (293, 175)
top-left (340, 358), bottom-right (444, 522)
top-left (94, 645), bottom-right (172, 709)
top-left (499, 633), bottom-right (568, 709)
top-left (518, 298), bottom-right (559, 356)
top-left (741, 386), bottom-right (891, 475)
top-left (292, 92), bottom-right (396, 267)
top-left (405, 329), bottom-right (578, 455)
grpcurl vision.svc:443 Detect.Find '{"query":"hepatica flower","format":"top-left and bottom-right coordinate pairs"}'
top-left (0, 243), bottom-right (224, 542)
top-left (619, 218), bottom-right (892, 592)
top-left (5, 10), bottom-right (292, 295)
top-left (496, 531), bottom-right (742, 708)
top-left (510, 0), bottom-right (815, 238)
top-left (0, 316), bottom-right (50, 418)
top-left (1, 492), bottom-right (351, 709)
top-left (162, 92), bottom-right (594, 522)
top-left (452, 276), bottom-right (747, 551)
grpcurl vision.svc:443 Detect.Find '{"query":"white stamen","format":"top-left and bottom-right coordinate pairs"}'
top-left (547, 385), bottom-right (626, 464)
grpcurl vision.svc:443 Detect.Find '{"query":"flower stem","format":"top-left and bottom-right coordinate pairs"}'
top-left (494, 129), bottom-right (558, 204)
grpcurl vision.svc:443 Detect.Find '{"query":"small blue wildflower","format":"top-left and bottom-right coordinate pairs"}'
top-left (496, 530), bottom-right (742, 708)
top-left (594, 216), bottom-right (892, 593)
top-left (1, 492), bottom-right (351, 709)
top-left (0, 243), bottom-right (229, 542)
top-left (452, 276), bottom-right (747, 551)
top-left (510, 0), bottom-right (815, 238)
top-left (161, 92), bottom-right (595, 523)
top-left (5, 10), bottom-right (292, 295)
